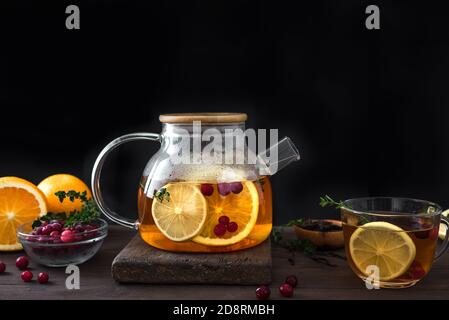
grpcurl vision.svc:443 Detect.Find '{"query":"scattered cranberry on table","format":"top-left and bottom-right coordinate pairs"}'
top-left (279, 283), bottom-right (294, 297)
top-left (200, 184), bottom-right (214, 196)
top-left (255, 285), bottom-right (271, 300)
top-left (21, 270), bottom-right (33, 282)
top-left (38, 272), bottom-right (49, 284)
top-left (16, 256), bottom-right (29, 270)
top-left (255, 275), bottom-right (298, 299)
top-left (285, 275), bottom-right (298, 288)
top-left (0, 261), bottom-right (5, 273)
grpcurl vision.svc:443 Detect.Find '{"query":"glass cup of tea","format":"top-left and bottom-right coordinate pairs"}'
top-left (341, 197), bottom-right (449, 288)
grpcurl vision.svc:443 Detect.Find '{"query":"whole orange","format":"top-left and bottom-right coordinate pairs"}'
top-left (37, 174), bottom-right (92, 214)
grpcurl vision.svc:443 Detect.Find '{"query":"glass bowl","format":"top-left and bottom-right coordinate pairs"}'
top-left (17, 219), bottom-right (108, 267)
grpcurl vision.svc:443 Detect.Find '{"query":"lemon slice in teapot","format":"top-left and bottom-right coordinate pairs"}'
top-left (151, 183), bottom-right (207, 242)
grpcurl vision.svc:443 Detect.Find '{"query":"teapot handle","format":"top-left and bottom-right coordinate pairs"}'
top-left (91, 133), bottom-right (162, 229)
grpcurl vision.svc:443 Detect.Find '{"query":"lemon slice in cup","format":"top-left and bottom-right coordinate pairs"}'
top-left (349, 221), bottom-right (416, 281)
top-left (151, 183), bottom-right (207, 242)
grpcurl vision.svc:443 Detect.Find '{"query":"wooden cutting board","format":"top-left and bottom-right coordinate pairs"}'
top-left (112, 234), bottom-right (272, 285)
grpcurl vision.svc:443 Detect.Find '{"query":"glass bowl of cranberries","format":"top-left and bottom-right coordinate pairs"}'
top-left (17, 218), bottom-right (108, 267)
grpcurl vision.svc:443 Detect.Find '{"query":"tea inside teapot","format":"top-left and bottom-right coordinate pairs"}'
top-left (92, 113), bottom-right (299, 253)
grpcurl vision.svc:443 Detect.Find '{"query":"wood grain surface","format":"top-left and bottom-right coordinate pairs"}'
top-left (1, 226), bottom-right (449, 300)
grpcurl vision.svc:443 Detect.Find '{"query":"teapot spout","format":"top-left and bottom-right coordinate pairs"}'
top-left (256, 136), bottom-right (300, 176)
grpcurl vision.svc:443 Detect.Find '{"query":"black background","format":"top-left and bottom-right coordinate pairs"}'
top-left (2, 0), bottom-right (449, 225)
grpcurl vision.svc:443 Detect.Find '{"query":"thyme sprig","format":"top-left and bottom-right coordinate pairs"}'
top-left (154, 188), bottom-right (170, 203)
top-left (32, 190), bottom-right (100, 228)
top-left (272, 228), bottom-right (341, 267)
top-left (319, 195), bottom-right (345, 209)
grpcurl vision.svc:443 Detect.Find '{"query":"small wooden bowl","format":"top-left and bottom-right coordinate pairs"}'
top-left (294, 219), bottom-right (344, 249)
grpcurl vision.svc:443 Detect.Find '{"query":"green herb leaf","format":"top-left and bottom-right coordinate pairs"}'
top-left (154, 188), bottom-right (170, 203)
top-left (319, 195), bottom-right (344, 209)
top-left (285, 218), bottom-right (304, 227)
top-left (32, 190), bottom-right (99, 229)
top-left (63, 199), bottom-right (100, 227)
top-left (55, 190), bottom-right (89, 203)
top-left (31, 220), bottom-right (42, 229)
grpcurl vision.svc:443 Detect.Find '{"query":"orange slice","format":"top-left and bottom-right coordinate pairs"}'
top-left (0, 177), bottom-right (47, 251)
top-left (192, 181), bottom-right (259, 246)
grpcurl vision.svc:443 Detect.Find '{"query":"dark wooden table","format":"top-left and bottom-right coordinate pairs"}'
top-left (1, 226), bottom-right (449, 300)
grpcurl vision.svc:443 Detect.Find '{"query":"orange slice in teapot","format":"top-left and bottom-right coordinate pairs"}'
top-left (192, 181), bottom-right (259, 246)
top-left (151, 183), bottom-right (207, 242)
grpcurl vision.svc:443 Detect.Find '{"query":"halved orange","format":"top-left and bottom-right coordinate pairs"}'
top-left (192, 181), bottom-right (259, 246)
top-left (0, 177), bottom-right (47, 251)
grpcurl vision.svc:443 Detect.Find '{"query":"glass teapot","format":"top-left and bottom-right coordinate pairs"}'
top-left (91, 113), bottom-right (300, 252)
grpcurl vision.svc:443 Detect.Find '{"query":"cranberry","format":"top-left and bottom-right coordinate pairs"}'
top-left (217, 183), bottom-right (231, 196)
top-left (50, 223), bottom-right (62, 232)
top-left (407, 261), bottom-right (426, 280)
top-left (35, 226), bottom-right (44, 235)
top-left (37, 236), bottom-right (50, 243)
top-left (75, 225), bottom-right (85, 233)
top-left (279, 283), bottom-right (294, 297)
top-left (218, 215), bottom-right (230, 225)
top-left (26, 235), bottom-right (37, 242)
top-left (21, 270), bottom-right (33, 282)
top-left (84, 225), bottom-right (96, 231)
top-left (227, 222), bottom-right (238, 233)
top-left (429, 226), bottom-right (439, 241)
top-left (61, 230), bottom-right (75, 243)
top-left (15, 256), bottom-right (29, 270)
top-left (38, 272), bottom-right (49, 284)
top-left (50, 231), bottom-right (60, 238)
top-left (73, 235), bottom-right (84, 242)
top-left (200, 184), bottom-right (214, 196)
top-left (255, 285), bottom-right (271, 300)
top-left (214, 224), bottom-right (227, 237)
top-left (230, 182), bottom-right (243, 194)
top-left (41, 221), bottom-right (48, 227)
top-left (285, 275), bottom-right (298, 288)
top-left (0, 262), bottom-right (5, 273)
top-left (41, 225), bottom-right (53, 235)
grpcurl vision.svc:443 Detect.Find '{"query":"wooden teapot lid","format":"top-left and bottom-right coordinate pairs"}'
top-left (159, 113), bottom-right (247, 123)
